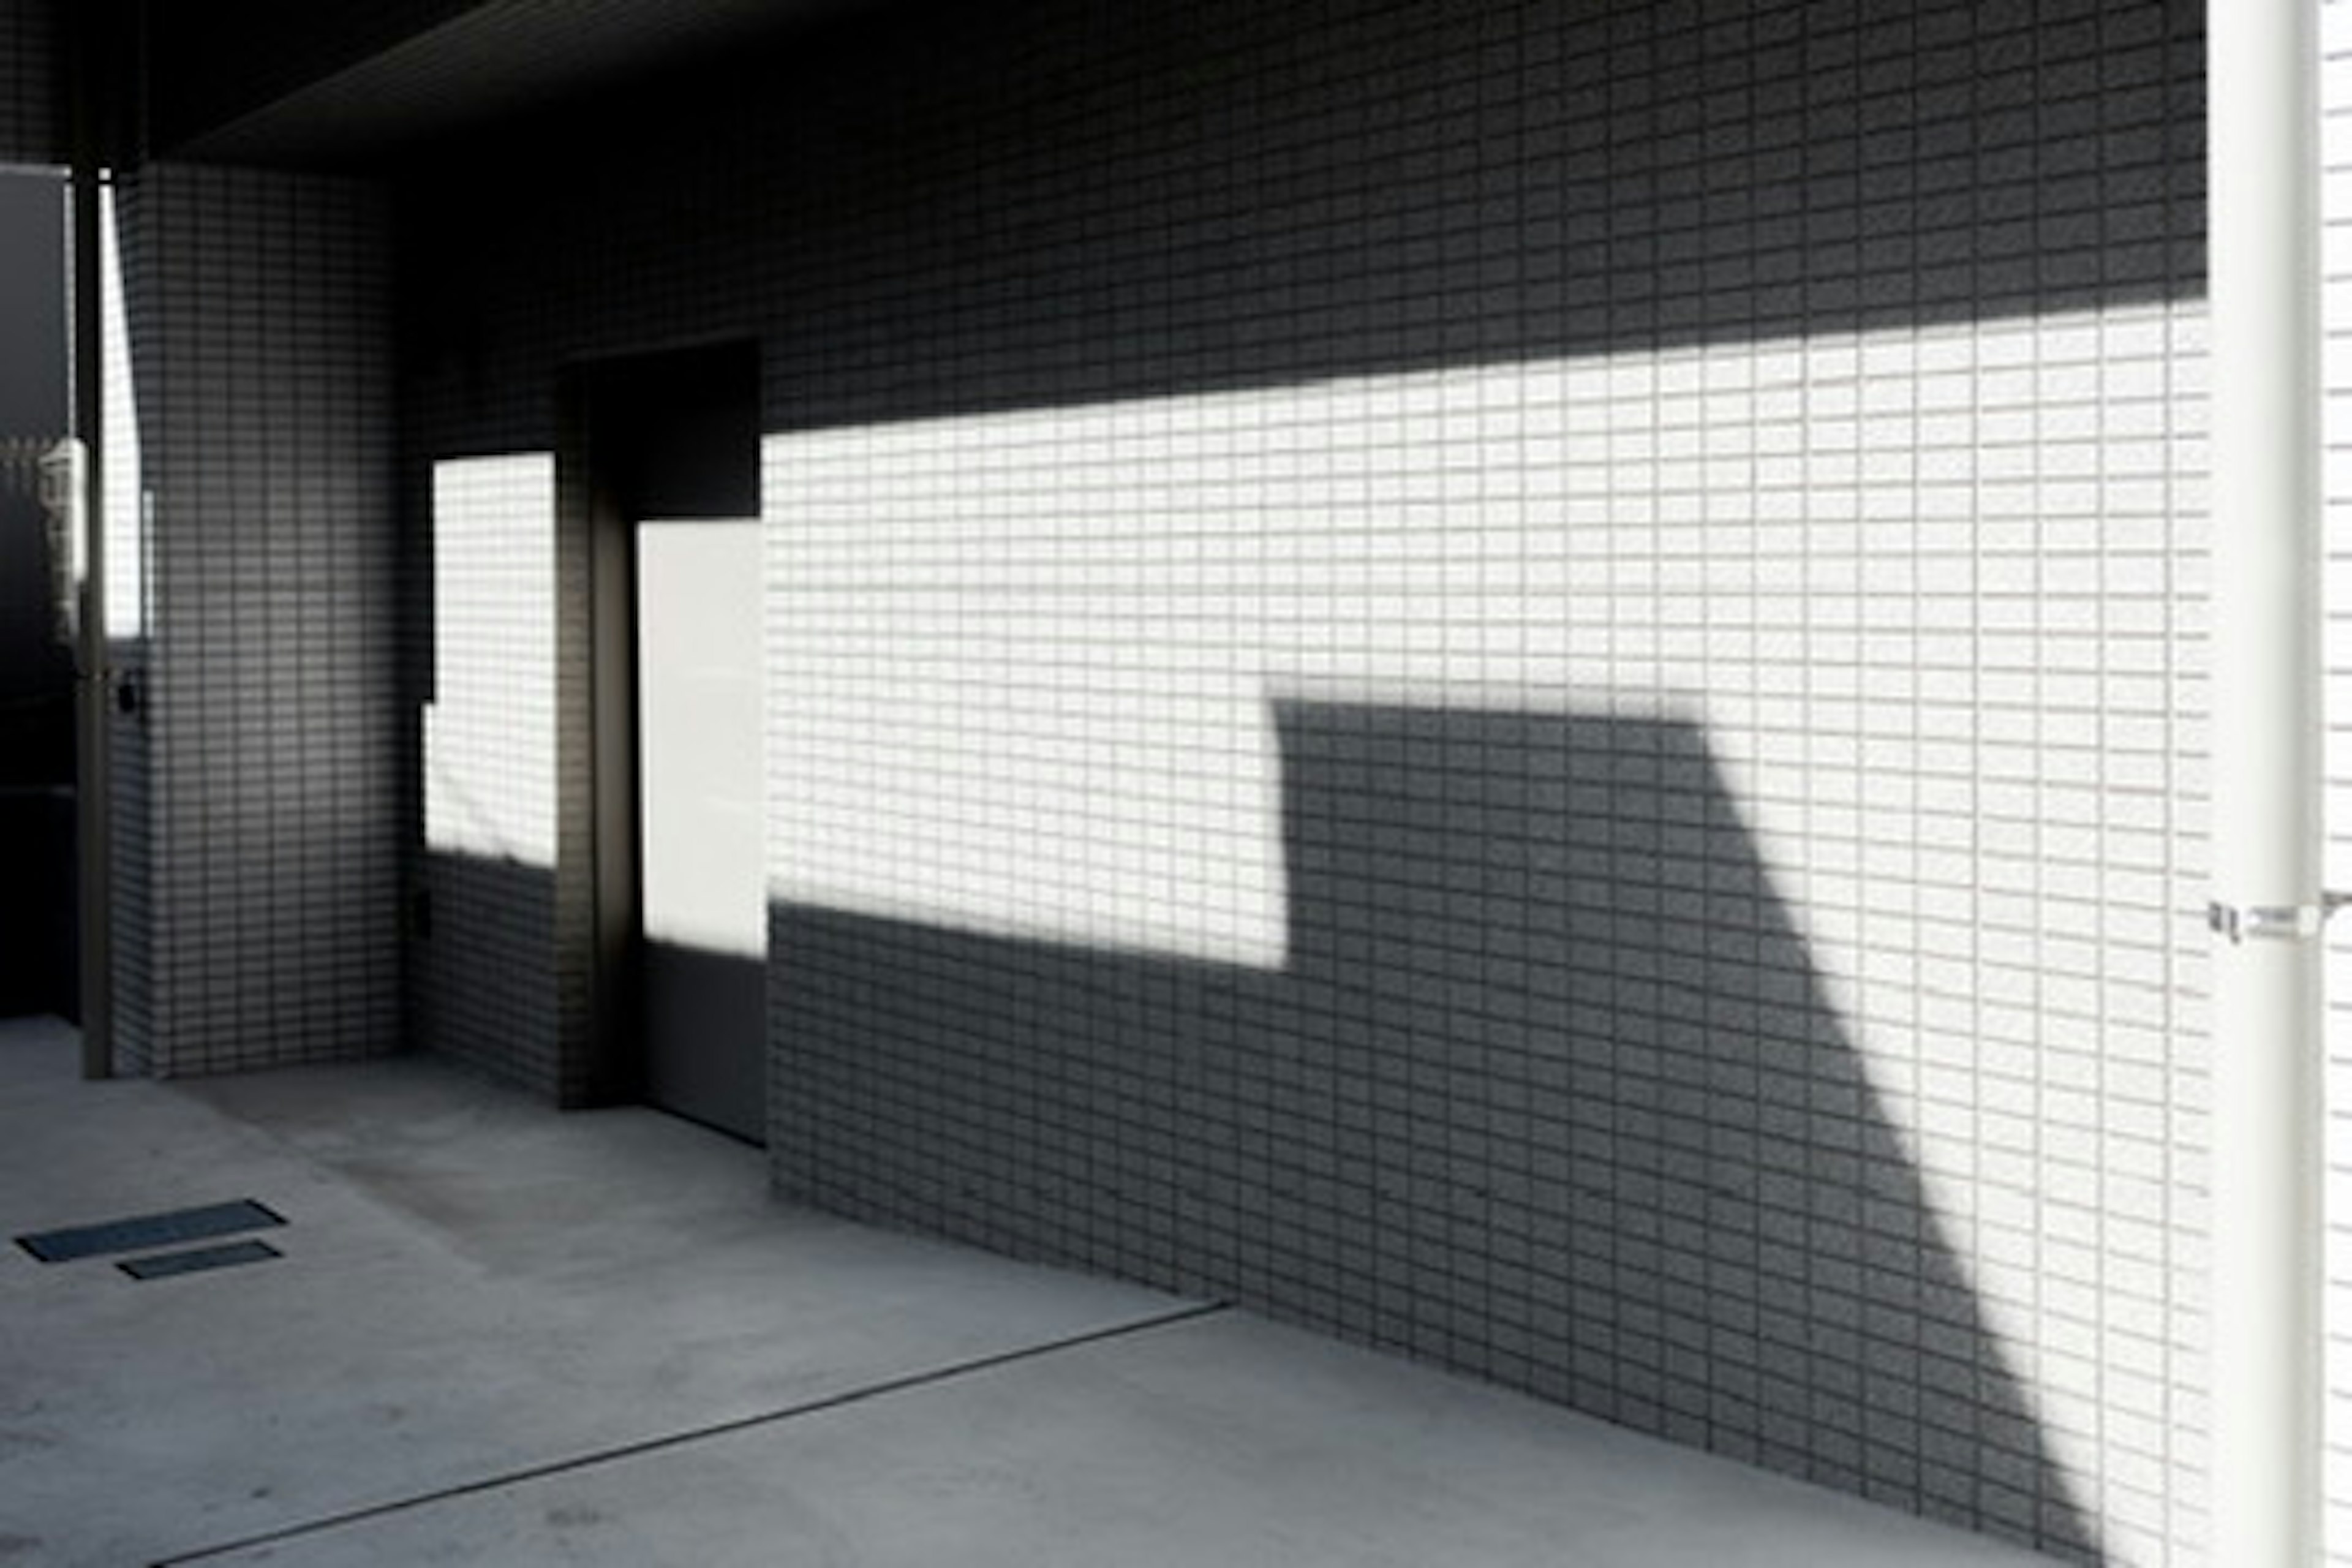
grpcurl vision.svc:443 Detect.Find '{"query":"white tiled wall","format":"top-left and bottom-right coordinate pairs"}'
top-left (424, 454), bottom-right (555, 868)
top-left (2318, 7), bottom-right (2352, 1561)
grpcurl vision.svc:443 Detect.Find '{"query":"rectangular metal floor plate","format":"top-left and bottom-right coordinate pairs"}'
top-left (118, 1238), bottom-right (284, 1281)
top-left (15, 1199), bottom-right (285, 1263)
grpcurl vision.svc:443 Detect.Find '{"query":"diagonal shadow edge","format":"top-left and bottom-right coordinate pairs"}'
top-left (754, 698), bottom-right (2103, 1562)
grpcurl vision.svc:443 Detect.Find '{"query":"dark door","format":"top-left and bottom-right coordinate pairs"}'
top-left (581, 341), bottom-right (764, 1142)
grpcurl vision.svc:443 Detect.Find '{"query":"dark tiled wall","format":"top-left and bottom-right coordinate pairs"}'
top-left (398, 2), bottom-right (2208, 1560)
top-left (124, 163), bottom-right (401, 1075)
top-left (0, 0), bottom-right (58, 168)
top-left (107, 172), bottom-right (155, 1074)
top-left (108, 679), bottom-right (152, 1072)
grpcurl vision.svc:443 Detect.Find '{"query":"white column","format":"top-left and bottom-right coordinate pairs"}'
top-left (2208, 0), bottom-right (2324, 1562)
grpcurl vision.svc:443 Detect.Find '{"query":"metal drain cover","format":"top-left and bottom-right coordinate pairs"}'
top-left (118, 1238), bottom-right (283, 1281)
top-left (15, 1199), bottom-right (285, 1263)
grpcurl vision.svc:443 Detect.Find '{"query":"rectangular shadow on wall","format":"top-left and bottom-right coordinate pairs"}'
top-left (767, 699), bottom-right (2101, 1561)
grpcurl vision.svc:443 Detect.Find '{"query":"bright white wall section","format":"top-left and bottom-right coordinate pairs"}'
top-left (2318, 6), bottom-right (2352, 1561)
top-left (426, 454), bottom-right (556, 867)
top-left (99, 182), bottom-right (142, 639)
top-left (764, 298), bottom-right (2206, 1562)
top-left (639, 520), bottom-right (764, 959)
top-left (766, 425), bottom-right (1293, 968)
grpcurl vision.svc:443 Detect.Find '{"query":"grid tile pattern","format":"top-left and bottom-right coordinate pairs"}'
top-left (414, 453), bottom-right (560, 1089)
top-left (397, 344), bottom-right (592, 1100)
top-left (397, 1), bottom-right (2207, 1561)
top-left (0, 0), bottom-right (58, 168)
top-left (127, 163), bottom-right (400, 1075)
top-left (2321, 9), bottom-right (2352, 1562)
top-left (423, 455), bottom-right (554, 867)
top-left (108, 678), bottom-right (152, 1075)
top-left (761, 309), bottom-right (2205, 1566)
top-left (106, 173), bottom-right (154, 1074)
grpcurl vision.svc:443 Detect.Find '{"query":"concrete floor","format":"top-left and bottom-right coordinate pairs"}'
top-left (0, 1017), bottom-right (2054, 1567)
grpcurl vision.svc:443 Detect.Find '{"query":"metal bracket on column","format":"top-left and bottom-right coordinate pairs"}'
top-left (2209, 895), bottom-right (2352, 944)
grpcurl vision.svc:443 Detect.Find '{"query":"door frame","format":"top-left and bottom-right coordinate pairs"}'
top-left (67, 9), bottom-right (119, 1079)
top-left (559, 338), bottom-right (761, 1109)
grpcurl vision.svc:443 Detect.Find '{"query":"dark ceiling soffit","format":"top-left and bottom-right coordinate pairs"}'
top-left (153, 0), bottom-right (869, 173)
top-left (145, 0), bottom-right (489, 156)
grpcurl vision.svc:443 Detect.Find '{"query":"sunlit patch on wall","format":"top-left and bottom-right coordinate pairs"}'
top-left (425, 454), bottom-right (555, 867)
top-left (639, 518), bottom-right (765, 959)
top-left (763, 421), bottom-right (1291, 968)
top-left (100, 181), bottom-right (145, 639)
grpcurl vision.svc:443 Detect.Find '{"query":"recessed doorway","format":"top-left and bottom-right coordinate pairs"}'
top-left (575, 341), bottom-right (764, 1144)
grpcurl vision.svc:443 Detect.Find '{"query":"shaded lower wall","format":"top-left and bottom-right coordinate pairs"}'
top-left (772, 703), bottom-right (2094, 1553)
top-left (108, 653), bottom-right (151, 1072)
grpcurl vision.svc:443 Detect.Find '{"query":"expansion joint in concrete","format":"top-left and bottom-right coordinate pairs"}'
top-left (152, 1300), bottom-right (1232, 1567)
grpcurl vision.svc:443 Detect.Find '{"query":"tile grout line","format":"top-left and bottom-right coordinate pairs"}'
top-left (151, 1299), bottom-right (1232, 1566)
